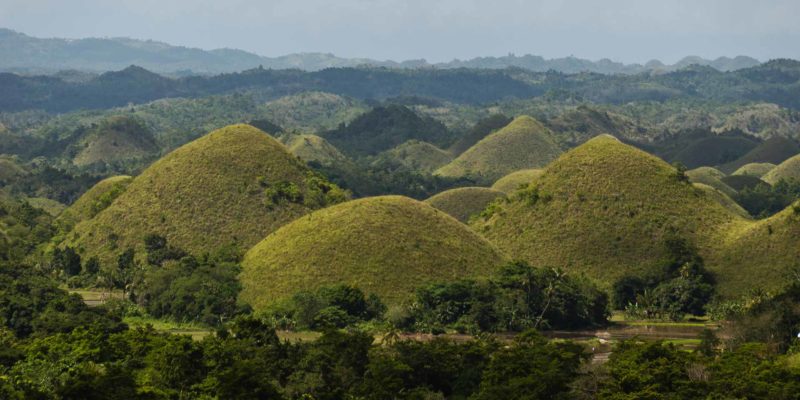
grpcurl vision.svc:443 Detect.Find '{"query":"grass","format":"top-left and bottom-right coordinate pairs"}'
top-left (719, 136), bottom-right (800, 174)
top-left (65, 124), bottom-right (345, 263)
top-left (545, 105), bottom-right (640, 146)
top-left (56, 175), bottom-right (132, 232)
top-left (763, 154), bottom-right (800, 184)
top-left (720, 174), bottom-right (767, 191)
top-left (425, 187), bottom-right (505, 223)
top-left (377, 140), bottom-right (453, 173)
top-left (435, 116), bottom-right (562, 183)
top-left (732, 162), bottom-right (776, 178)
top-left (72, 115), bottom-right (159, 166)
top-left (123, 316), bottom-right (212, 340)
top-left (692, 183), bottom-right (750, 218)
top-left (24, 197), bottom-right (66, 216)
top-left (283, 133), bottom-right (349, 166)
top-left (240, 195), bottom-right (508, 310)
top-left (473, 135), bottom-right (749, 293)
top-left (490, 169), bottom-right (544, 194)
top-left (686, 167), bottom-right (736, 197)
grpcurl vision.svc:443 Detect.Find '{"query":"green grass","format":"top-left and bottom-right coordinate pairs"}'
top-left (377, 140), bottom-right (453, 173)
top-left (763, 154), bottom-right (800, 184)
top-left (72, 115), bottom-right (159, 166)
top-left (24, 197), bottom-right (66, 217)
top-left (283, 133), bottom-right (349, 166)
top-left (686, 167), bottom-right (736, 197)
top-left (64, 124), bottom-right (346, 263)
top-left (425, 187), bottom-right (505, 223)
top-left (692, 183), bottom-right (750, 218)
top-left (123, 316), bottom-right (212, 340)
top-left (732, 162), bottom-right (776, 178)
top-left (240, 195), bottom-right (508, 310)
top-left (490, 169), bottom-right (544, 194)
top-left (435, 116), bottom-right (562, 183)
top-left (56, 175), bottom-right (132, 233)
top-left (473, 135), bottom-right (749, 293)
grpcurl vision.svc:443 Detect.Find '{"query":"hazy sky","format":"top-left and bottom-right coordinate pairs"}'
top-left (1, 0), bottom-right (798, 63)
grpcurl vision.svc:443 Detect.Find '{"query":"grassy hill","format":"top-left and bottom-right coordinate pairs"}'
top-left (472, 135), bottom-right (744, 290)
top-left (670, 135), bottom-right (758, 169)
top-left (719, 136), bottom-right (800, 174)
top-left (720, 175), bottom-right (767, 191)
top-left (425, 187), bottom-right (505, 223)
top-left (732, 162), bottom-right (776, 178)
top-left (448, 114), bottom-right (512, 156)
top-left (55, 175), bottom-right (133, 234)
top-left (375, 140), bottom-right (453, 173)
top-left (435, 116), bottom-right (561, 183)
top-left (763, 154), bottom-right (800, 185)
top-left (71, 115), bottom-right (159, 167)
top-left (545, 105), bottom-right (642, 146)
top-left (239, 195), bottom-right (507, 309)
top-left (282, 134), bottom-right (349, 166)
top-left (686, 167), bottom-right (736, 198)
top-left (692, 183), bottom-right (750, 218)
top-left (64, 124), bottom-right (348, 263)
top-left (323, 105), bottom-right (453, 156)
top-left (491, 169), bottom-right (545, 193)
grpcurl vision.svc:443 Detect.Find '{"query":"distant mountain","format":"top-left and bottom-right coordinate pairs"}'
top-left (0, 28), bottom-right (762, 75)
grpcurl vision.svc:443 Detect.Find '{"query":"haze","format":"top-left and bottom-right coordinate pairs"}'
top-left (1, 0), bottom-right (798, 64)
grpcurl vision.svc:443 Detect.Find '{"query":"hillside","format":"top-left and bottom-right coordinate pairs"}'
top-left (490, 169), bottom-right (545, 193)
top-left (323, 105), bottom-right (453, 156)
top-left (260, 92), bottom-right (367, 132)
top-left (448, 114), bottom-right (513, 156)
top-left (425, 187), bottom-right (505, 223)
top-left (55, 175), bottom-right (133, 234)
top-left (435, 116), bottom-right (561, 183)
top-left (545, 106), bottom-right (643, 145)
top-left (0, 157), bottom-right (27, 184)
top-left (472, 135), bottom-right (744, 290)
top-left (239, 196), bottom-right (507, 309)
top-left (686, 167), bottom-right (737, 198)
top-left (71, 115), bottom-right (159, 166)
top-left (692, 183), bottom-right (750, 218)
top-left (283, 134), bottom-right (349, 166)
top-left (762, 154), bottom-right (800, 184)
top-left (719, 136), bottom-right (800, 173)
top-left (64, 124), bottom-right (347, 262)
top-left (375, 140), bottom-right (453, 173)
top-left (732, 162), bottom-right (776, 178)
top-left (670, 135), bottom-right (758, 169)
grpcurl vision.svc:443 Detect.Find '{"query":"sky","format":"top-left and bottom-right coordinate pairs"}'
top-left (0, 0), bottom-right (798, 63)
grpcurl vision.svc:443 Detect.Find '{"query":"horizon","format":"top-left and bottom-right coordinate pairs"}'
top-left (1, 0), bottom-right (798, 64)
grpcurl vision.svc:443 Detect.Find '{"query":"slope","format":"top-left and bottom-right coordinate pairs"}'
top-left (71, 115), bottom-right (159, 166)
top-left (425, 187), bottom-right (506, 223)
top-left (719, 136), bottom-right (800, 174)
top-left (732, 162), bottom-right (776, 178)
top-left (375, 140), bottom-right (453, 173)
top-left (762, 154), bottom-right (800, 185)
top-left (491, 169), bottom-right (545, 194)
top-left (239, 196), bottom-right (507, 309)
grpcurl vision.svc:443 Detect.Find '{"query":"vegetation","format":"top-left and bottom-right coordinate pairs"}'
top-left (732, 162), bottom-right (776, 177)
top-left (435, 116), bottom-right (562, 183)
top-left (54, 175), bottom-right (133, 235)
top-left (374, 140), bottom-right (453, 173)
top-left (686, 166), bottom-right (736, 197)
top-left (764, 154), bottom-right (800, 184)
top-left (424, 187), bottom-right (505, 223)
top-left (718, 136), bottom-right (800, 173)
top-left (490, 168), bottom-right (545, 193)
top-left (240, 196), bottom-right (507, 309)
top-left (282, 133), bottom-right (349, 166)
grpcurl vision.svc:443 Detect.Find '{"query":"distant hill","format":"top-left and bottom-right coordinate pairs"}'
top-left (732, 162), bottom-right (776, 178)
top-left (282, 134), bottom-right (349, 166)
top-left (436, 116), bottom-right (561, 183)
top-left (375, 140), bottom-right (453, 173)
top-left (0, 29), bottom-right (762, 75)
top-left (64, 124), bottom-right (348, 262)
top-left (718, 136), bottom-right (800, 173)
top-left (686, 167), bottom-right (737, 198)
top-left (239, 195), bottom-right (507, 308)
top-left (260, 92), bottom-right (367, 133)
top-left (491, 169), bottom-right (545, 193)
top-left (545, 105), bottom-right (643, 146)
top-left (69, 115), bottom-right (159, 166)
top-left (763, 154), bottom-right (800, 184)
top-left (425, 187), bottom-right (505, 223)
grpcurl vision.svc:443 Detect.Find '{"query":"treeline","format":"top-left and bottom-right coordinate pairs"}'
top-left (2, 59), bottom-right (800, 113)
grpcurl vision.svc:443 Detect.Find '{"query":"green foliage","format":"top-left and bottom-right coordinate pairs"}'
top-left (398, 262), bottom-right (609, 333)
top-left (264, 285), bottom-right (385, 331)
top-left (734, 178), bottom-right (800, 217)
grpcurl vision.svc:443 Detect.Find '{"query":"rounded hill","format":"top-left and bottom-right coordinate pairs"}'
top-left (762, 154), bottom-right (800, 185)
top-left (376, 140), bottom-right (453, 173)
top-left (283, 134), bottom-right (348, 166)
top-left (472, 134), bottom-right (744, 288)
top-left (491, 169), bottom-right (545, 193)
top-left (686, 167), bottom-right (736, 198)
top-left (65, 124), bottom-right (347, 261)
top-left (72, 115), bottom-right (159, 166)
top-left (719, 136), bottom-right (800, 173)
top-left (425, 187), bottom-right (505, 223)
top-left (56, 175), bottom-right (133, 233)
top-left (239, 195), bottom-right (507, 309)
top-left (434, 116), bottom-right (561, 183)
top-left (732, 162), bottom-right (776, 178)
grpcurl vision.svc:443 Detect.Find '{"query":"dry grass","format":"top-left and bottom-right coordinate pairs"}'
top-left (72, 115), bottom-right (159, 166)
top-left (686, 167), bottom-right (736, 198)
top-left (425, 187), bottom-right (505, 223)
top-left (732, 162), bottom-right (776, 178)
top-left (239, 195), bottom-right (508, 310)
top-left (491, 169), bottom-right (544, 193)
top-left (763, 154), bottom-right (800, 184)
top-left (377, 140), bottom-right (453, 173)
top-left (283, 133), bottom-right (349, 166)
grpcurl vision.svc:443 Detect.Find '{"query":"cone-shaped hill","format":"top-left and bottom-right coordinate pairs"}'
top-left (283, 134), bottom-right (348, 166)
top-left (376, 140), bottom-right (453, 173)
top-left (491, 169), bottom-right (545, 193)
top-left (732, 162), bottom-right (776, 178)
top-left (719, 136), bottom-right (800, 174)
top-left (472, 135), bottom-right (745, 289)
top-left (762, 154), bottom-right (800, 185)
top-left (56, 175), bottom-right (133, 233)
top-left (435, 116), bottom-right (561, 183)
top-left (239, 196), bottom-right (507, 309)
top-left (71, 115), bottom-right (159, 166)
top-left (686, 167), bottom-right (736, 198)
top-left (64, 124), bottom-right (348, 261)
top-left (425, 187), bottom-right (505, 223)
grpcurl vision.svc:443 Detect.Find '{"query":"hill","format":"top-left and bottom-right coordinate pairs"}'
top-left (375, 140), bottom-right (453, 173)
top-left (472, 135), bottom-right (743, 289)
top-left (323, 105), bottom-right (453, 156)
top-left (260, 92), bottom-right (366, 132)
top-left (719, 136), bottom-right (800, 173)
top-left (762, 154), bottom-right (800, 185)
top-left (55, 175), bottom-right (133, 234)
top-left (64, 124), bottom-right (348, 262)
top-left (720, 175), bottom-right (767, 191)
top-left (491, 169), bottom-right (545, 193)
top-left (686, 167), bottom-right (737, 198)
top-left (732, 162), bottom-right (776, 178)
top-left (448, 114), bottom-right (513, 156)
top-left (670, 135), bottom-right (758, 169)
top-left (692, 183), bottom-right (750, 219)
top-left (425, 187), bottom-right (505, 223)
top-left (239, 196), bottom-right (507, 309)
top-left (71, 115), bottom-right (159, 166)
top-left (545, 105), bottom-right (643, 146)
top-left (282, 134), bottom-right (349, 166)
top-left (435, 116), bottom-right (561, 183)
top-left (0, 157), bottom-right (27, 185)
